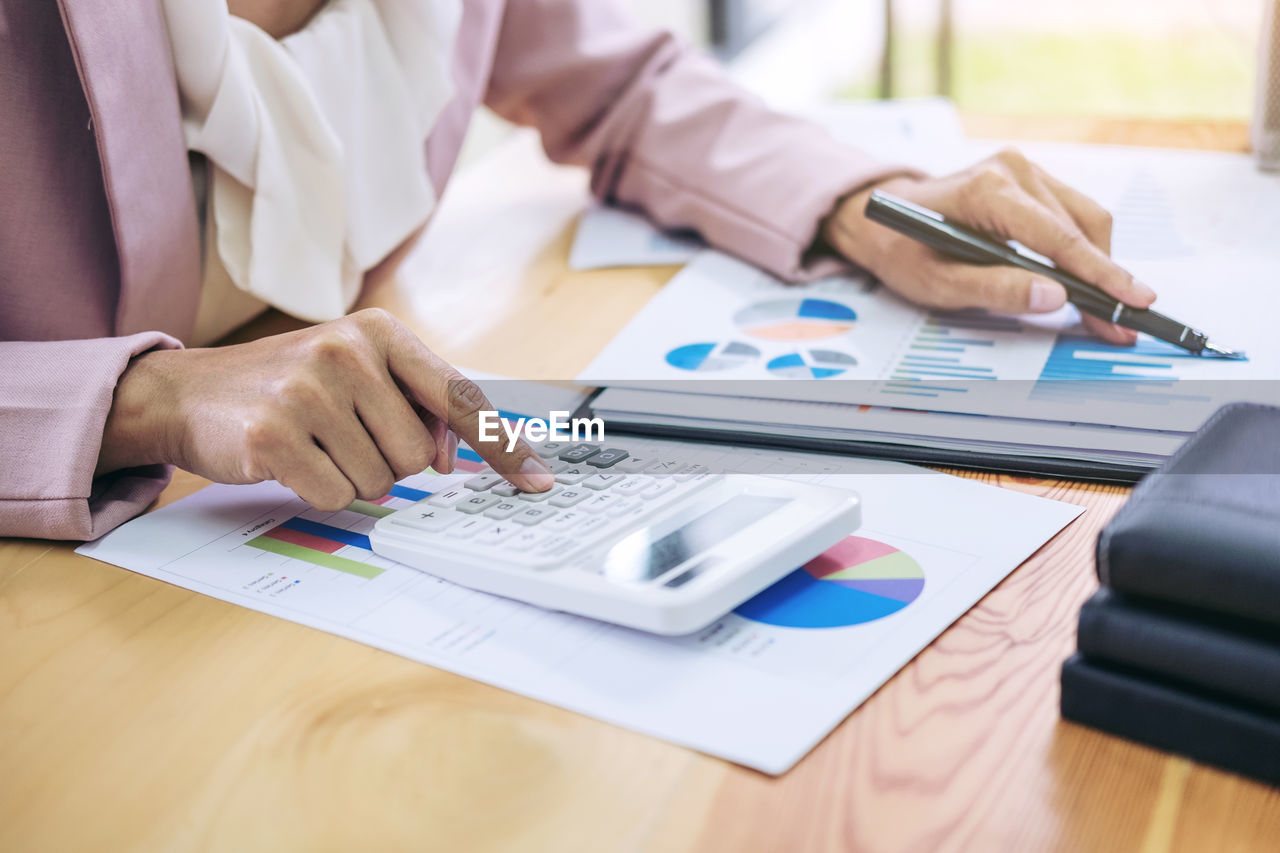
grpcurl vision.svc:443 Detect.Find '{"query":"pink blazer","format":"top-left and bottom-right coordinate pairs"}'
top-left (0, 0), bottom-right (903, 540)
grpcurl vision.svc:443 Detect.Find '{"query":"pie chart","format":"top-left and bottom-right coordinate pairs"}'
top-left (766, 349), bottom-right (857, 379)
top-left (666, 341), bottom-right (761, 372)
top-left (735, 536), bottom-right (925, 628)
top-left (734, 298), bottom-right (857, 341)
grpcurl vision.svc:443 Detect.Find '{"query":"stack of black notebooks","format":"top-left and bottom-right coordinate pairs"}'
top-left (1060, 403), bottom-right (1280, 787)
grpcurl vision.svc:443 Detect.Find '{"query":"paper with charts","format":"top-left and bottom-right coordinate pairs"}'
top-left (577, 141), bottom-right (1280, 432)
top-left (77, 429), bottom-right (1080, 775)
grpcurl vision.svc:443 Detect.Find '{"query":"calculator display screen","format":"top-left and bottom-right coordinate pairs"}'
top-left (602, 495), bottom-right (788, 583)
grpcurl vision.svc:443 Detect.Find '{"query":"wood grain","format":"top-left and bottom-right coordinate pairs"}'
top-left (2, 118), bottom-right (1277, 852)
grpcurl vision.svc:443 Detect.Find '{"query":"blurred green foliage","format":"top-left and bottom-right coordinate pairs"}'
top-left (845, 31), bottom-right (1255, 119)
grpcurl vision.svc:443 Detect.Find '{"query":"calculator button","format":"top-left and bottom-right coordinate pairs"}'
top-left (483, 500), bottom-right (523, 520)
top-left (548, 487), bottom-right (590, 507)
top-left (476, 523), bottom-right (519, 547)
top-left (491, 482), bottom-right (520, 498)
top-left (586, 448), bottom-right (629, 468)
top-left (559, 444), bottom-right (601, 464)
top-left (606, 498), bottom-right (643, 518)
top-left (534, 536), bottom-right (577, 557)
top-left (612, 477), bottom-right (651, 497)
top-left (514, 506), bottom-right (557, 526)
top-left (554, 466), bottom-right (593, 485)
top-left (639, 479), bottom-right (677, 500)
top-left (674, 464), bottom-right (710, 482)
top-left (580, 493), bottom-right (624, 513)
top-left (576, 515), bottom-right (611, 538)
top-left (582, 473), bottom-right (625, 491)
top-left (503, 529), bottom-right (550, 551)
top-left (517, 484), bottom-right (562, 502)
top-left (648, 460), bottom-right (683, 476)
top-left (465, 474), bottom-right (503, 491)
top-left (427, 487), bottom-right (468, 507)
top-left (616, 456), bottom-right (656, 473)
top-left (390, 508), bottom-right (459, 532)
top-left (456, 494), bottom-right (503, 514)
top-left (545, 510), bottom-right (587, 533)
top-left (533, 442), bottom-right (570, 458)
top-left (547, 459), bottom-right (570, 474)
top-left (447, 518), bottom-right (491, 539)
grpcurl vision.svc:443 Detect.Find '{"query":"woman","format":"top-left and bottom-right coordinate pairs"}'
top-left (0, 0), bottom-right (1151, 540)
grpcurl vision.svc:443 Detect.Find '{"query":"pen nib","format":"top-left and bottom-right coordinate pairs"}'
top-left (1202, 342), bottom-right (1247, 360)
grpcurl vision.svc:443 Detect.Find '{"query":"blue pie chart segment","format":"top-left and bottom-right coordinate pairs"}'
top-left (666, 341), bottom-right (761, 372)
top-left (766, 348), bottom-right (857, 379)
top-left (736, 536), bottom-right (925, 628)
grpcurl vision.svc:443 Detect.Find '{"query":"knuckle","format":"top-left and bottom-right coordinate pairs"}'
top-left (446, 375), bottom-right (488, 419)
top-left (305, 326), bottom-right (361, 368)
top-left (275, 373), bottom-right (328, 409)
top-left (995, 146), bottom-right (1028, 169)
top-left (1091, 207), bottom-right (1114, 235)
top-left (242, 414), bottom-right (286, 455)
top-left (397, 442), bottom-right (434, 477)
top-left (315, 485), bottom-right (355, 513)
top-left (356, 478), bottom-right (393, 503)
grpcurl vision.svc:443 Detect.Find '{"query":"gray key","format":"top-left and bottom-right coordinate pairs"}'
top-left (575, 515), bottom-right (611, 539)
top-left (533, 535), bottom-right (577, 557)
top-left (615, 456), bottom-right (656, 473)
top-left (545, 510), bottom-right (587, 533)
top-left (579, 493), bottom-right (623, 513)
top-left (648, 460), bottom-right (683, 476)
top-left (547, 458), bottom-right (570, 474)
top-left (427, 487), bottom-right (468, 507)
top-left (558, 444), bottom-right (601, 464)
top-left (533, 442), bottom-right (570, 458)
top-left (673, 464), bottom-right (710, 482)
top-left (483, 500), bottom-right (523, 520)
top-left (490, 482), bottom-right (520, 498)
top-left (502, 529), bottom-right (550, 552)
top-left (517, 484), bottom-right (563, 502)
top-left (582, 473), bottom-right (625, 491)
top-left (554, 465), bottom-right (592, 485)
top-left (585, 448), bottom-right (629, 468)
top-left (513, 506), bottom-right (557, 526)
top-left (476, 523), bottom-right (519, 547)
top-left (548, 487), bottom-right (590, 507)
top-left (465, 474), bottom-right (503, 491)
top-left (612, 476), bottom-right (652, 497)
top-left (390, 508), bottom-right (459, 532)
top-left (447, 517), bottom-right (490, 539)
top-left (455, 493), bottom-right (502, 514)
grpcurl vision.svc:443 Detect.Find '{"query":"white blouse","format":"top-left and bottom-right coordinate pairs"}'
top-left (161, 0), bottom-right (461, 345)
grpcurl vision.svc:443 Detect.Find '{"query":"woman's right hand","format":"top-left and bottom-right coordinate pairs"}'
top-left (97, 308), bottom-right (555, 510)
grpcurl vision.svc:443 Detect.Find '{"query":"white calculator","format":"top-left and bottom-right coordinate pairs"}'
top-left (369, 441), bottom-right (860, 635)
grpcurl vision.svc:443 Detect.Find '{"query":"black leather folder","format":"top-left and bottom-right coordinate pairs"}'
top-left (1097, 403), bottom-right (1280, 625)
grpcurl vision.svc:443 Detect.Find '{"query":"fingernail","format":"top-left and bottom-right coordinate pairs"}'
top-left (1029, 279), bottom-right (1067, 312)
top-left (519, 456), bottom-right (555, 492)
top-left (446, 431), bottom-right (458, 470)
top-left (1134, 281), bottom-right (1157, 304)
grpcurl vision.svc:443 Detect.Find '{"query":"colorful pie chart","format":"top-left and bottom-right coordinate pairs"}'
top-left (766, 348), bottom-right (857, 379)
top-left (665, 341), bottom-right (761, 372)
top-left (735, 536), bottom-right (925, 628)
top-left (735, 298), bottom-right (857, 341)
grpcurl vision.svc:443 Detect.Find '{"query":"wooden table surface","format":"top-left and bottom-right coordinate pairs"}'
top-left (3, 117), bottom-right (1277, 852)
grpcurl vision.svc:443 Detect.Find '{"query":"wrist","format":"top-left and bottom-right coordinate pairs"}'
top-left (96, 349), bottom-right (184, 476)
top-left (823, 175), bottom-right (922, 272)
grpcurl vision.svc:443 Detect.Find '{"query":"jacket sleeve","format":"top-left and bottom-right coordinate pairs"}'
top-left (0, 333), bottom-right (181, 540)
top-left (483, 0), bottom-right (919, 282)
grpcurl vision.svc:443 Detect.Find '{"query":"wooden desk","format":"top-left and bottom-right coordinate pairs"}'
top-left (3, 120), bottom-right (1278, 852)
